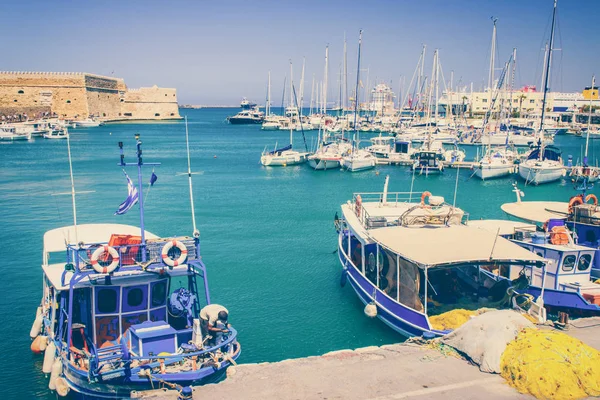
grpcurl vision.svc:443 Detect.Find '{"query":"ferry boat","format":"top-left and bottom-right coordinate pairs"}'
top-left (30, 135), bottom-right (240, 398)
top-left (336, 177), bottom-right (546, 337)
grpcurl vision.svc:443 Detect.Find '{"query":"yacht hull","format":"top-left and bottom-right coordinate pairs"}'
top-left (308, 157), bottom-right (341, 170)
top-left (340, 157), bottom-right (376, 172)
top-left (518, 162), bottom-right (565, 185)
top-left (261, 152), bottom-right (308, 166)
top-left (474, 164), bottom-right (514, 180)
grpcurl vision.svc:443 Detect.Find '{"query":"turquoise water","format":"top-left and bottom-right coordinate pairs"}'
top-left (0, 108), bottom-right (598, 399)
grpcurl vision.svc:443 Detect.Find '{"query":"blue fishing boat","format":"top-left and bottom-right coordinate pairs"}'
top-left (30, 130), bottom-right (240, 398)
top-left (336, 177), bottom-right (546, 337)
top-left (469, 219), bottom-right (600, 317)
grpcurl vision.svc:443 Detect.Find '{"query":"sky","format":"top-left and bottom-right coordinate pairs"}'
top-left (1, 0), bottom-right (598, 105)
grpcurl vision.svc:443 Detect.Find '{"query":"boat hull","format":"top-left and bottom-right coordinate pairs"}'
top-left (518, 162), bottom-right (565, 185)
top-left (308, 157), bottom-right (341, 170)
top-left (228, 117), bottom-right (263, 125)
top-left (260, 152), bottom-right (308, 166)
top-left (474, 164), bottom-right (514, 180)
top-left (340, 156), bottom-right (376, 172)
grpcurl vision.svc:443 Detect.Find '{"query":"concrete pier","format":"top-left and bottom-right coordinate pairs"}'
top-left (132, 344), bottom-right (531, 399)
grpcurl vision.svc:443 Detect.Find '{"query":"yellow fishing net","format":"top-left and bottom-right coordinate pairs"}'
top-left (501, 329), bottom-right (600, 399)
top-left (429, 309), bottom-right (478, 330)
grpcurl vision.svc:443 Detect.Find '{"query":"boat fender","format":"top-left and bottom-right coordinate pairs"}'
top-left (364, 303), bottom-right (377, 318)
top-left (31, 335), bottom-right (46, 354)
top-left (161, 240), bottom-right (188, 267)
top-left (355, 195), bottom-right (362, 217)
top-left (585, 194), bottom-right (598, 206)
top-left (568, 195), bottom-right (584, 214)
top-left (48, 358), bottom-right (62, 391)
top-left (340, 269), bottom-right (348, 288)
top-left (55, 377), bottom-right (70, 397)
top-left (30, 306), bottom-right (43, 339)
top-left (42, 340), bottom-right (56, 374)
top-left (90, 245), bottom-right (120, 274)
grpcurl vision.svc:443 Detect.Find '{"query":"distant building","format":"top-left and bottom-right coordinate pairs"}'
top-left (0, 71), bottom-right (181, 121)
top-left (367, 84), bottom-right (395, 115)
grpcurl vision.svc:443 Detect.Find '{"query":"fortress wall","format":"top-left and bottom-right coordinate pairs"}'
top-left (120, 86), bottom-right (181, 120)
top-left (0, 72), bottom-right (179, 121)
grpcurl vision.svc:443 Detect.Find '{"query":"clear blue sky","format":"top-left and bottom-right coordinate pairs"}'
top-left (1, 0), bottom-right (597, 105)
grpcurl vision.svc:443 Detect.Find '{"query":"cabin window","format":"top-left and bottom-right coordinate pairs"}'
top-left (66, 100), bottom-right (71, 104)
top-left (13, 99), bottom-right (17, 102)
top-left (154, 113), bottom-right (160, 117)
top-left (97, 288), bottom-right (118, 313)
top-left (577, 254), bottom-right (592, 271)
top-left (562, 255), bottom-right (576, 272)
top-left (124, 113), bottom-right (132, 117)
top-left (123, 285), bottom-right (147, 312)
top-left (18, 90), bottom-right (24, 94)
top-left (170, 113), bottom-right (174, 116)
top-left (151, 281), bottom-right (167, 307)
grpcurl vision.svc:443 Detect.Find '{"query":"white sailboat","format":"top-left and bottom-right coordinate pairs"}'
top-left (340, 30), bottom-right (377, 172)
top-left (518, 0), bottom-right (565, 185)
top-left (570, 75), bottom-right (600, 183)
top-left (260, 62), bottom-right (309, 167)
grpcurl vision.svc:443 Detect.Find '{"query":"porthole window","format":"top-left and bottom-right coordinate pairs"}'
top-left (154, 113), bottom-right (160, 117)
top-left (151, 281), bottom-right (167, 307)
top-left (13, 99), bottom-right (17, 102)
top-left (97, 288), bottom-right (118, 313)
top-left (562, 255), bottom-right (576, 272)
top-left (577, 254), bottom-right (592, 271)
top-left (66, 100), bottom-right (71, 104)
top-left (127, 288), bottom-right (144, 307)
top-left (18, 90), bottom-right (24, 94)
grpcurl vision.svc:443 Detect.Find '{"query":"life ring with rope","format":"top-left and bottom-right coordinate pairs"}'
top-left (161, 240), bottom-right (188, 267)
top-left (421, 191), bottom-right (432, 207)
top-left (585, 194), bottom-right (598, 206)
top-left (568, 195), bottom-right (584, 214)
top-left (90, 246), bottom-right (120, 274)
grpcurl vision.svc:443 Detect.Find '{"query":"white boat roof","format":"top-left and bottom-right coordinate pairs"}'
top-left (501, 201), bottom-right (569, 224)
top-left (467, 219), bottom-right (535, 236)
top-left (368, 225), bottom-right (545, 268)
top-left (43, 224), bottom-right (158, 254)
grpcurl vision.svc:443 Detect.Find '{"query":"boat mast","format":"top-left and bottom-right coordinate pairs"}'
top-left (539, 0), bottom-right (557, 157)
top-left (585, 75), bottom-right (595, 165)
top-left (289, 60), bottom-right (294, 146)
top-left (323, 45), bottom-right (329, 115)
top-left (66, 129), bottom-right (78, 244)
top-left (352, 30), bottom-right (363, 151)
top-left (488, 18), bottom-right (498, 122)
top-left (300, 57), bottom-right (306, 117)
top-left (343, 34), bottom-right (348, 112)
top-left (184, 117), bottom-right (199, 237)
top-left (309, 74), bottom-right (315, 115)
top-left (266, 71), bottom-right (271, 117)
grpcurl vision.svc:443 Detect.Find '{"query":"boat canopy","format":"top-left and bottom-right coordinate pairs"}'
top-left (501, 201), bottom-right (568, 224)
top-left (467, 219), bottom-right (535, 236)
top-left (526, 145), bottom-right (562, 161)
top-left (269, 144), bottom-right (292, 154)
top-left (367, 225), bottom-right (545, 268)
top-left (43, 223), bottom-right (158, 254)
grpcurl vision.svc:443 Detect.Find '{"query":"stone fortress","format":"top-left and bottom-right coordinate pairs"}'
top-left (0, 71), bottom-right (181, 121)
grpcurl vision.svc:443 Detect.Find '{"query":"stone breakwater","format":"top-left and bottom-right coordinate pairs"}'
top-left (0, 71), bottom-right (181, 121)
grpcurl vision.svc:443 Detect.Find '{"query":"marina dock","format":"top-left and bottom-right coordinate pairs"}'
top-left (133, 318), bottom-right (600, 400)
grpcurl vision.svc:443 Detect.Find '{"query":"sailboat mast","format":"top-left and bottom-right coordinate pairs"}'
top-left (434, 50), bottom-right (440, 125)
top-left (352, 30), bottom-right (363, 150)
top-left (267, 71), bottom-right (271, 117)
top-left (540, 0), bottom-right (557, 134)
top-left (300, 57), bottom-right (306, 117)
top-left (488, 18), bottom-right (497, 91)
top-left (289, 60), bottom-right (294, 146)
top-left (343, 34), bottom-right (348, 111)
top-left (309, 74), bottom-right (315, 115)
top-left (323, 45), bottom-right (329, 115)
top-left (585, 75), bottom-right (595, 164)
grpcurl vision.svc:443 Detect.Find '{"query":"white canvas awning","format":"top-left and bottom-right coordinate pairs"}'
top-left (501, 201), bottom-right (569, 224)
top-left (367, 225), bottom-right (545, 268)
top-left (43, 224), bottom-right (158, 254)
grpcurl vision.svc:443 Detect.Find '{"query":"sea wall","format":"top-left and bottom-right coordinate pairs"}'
top-left (0, 71), bottom-right (180, 121)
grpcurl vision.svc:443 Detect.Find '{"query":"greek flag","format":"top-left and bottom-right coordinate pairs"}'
top-left (115, 170), bottom-right (138, 215)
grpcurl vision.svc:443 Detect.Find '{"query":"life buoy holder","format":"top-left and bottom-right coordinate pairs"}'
top-left (161, 240), bottom-right (188, 267)
top-left (421, 191), bottom-right (432, 206)
top-left (568, 195), bottom-right (584, 214)
top-left (90, 246), bottom-right (120, 274)
top-left (585, 194), bottom-right (598, 206)
top-left (355, 195), bottom-right (362, 217)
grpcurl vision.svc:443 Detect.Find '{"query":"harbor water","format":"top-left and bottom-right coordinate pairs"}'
top-left (0, 108), bottom-right (598, 399)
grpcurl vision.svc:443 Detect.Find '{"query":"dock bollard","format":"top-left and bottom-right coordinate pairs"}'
top-left (178, 386), bottom-right (193, 400)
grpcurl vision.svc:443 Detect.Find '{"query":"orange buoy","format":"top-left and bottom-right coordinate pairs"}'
top-left (31, 335), bottom-right (46, 354)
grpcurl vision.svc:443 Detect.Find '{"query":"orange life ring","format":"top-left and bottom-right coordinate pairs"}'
top-left (421, 191), bottom-right (432, 206)
top-left (568, 195), bottom-right (584, 214)
top-left (585, 194), bottom-right (598, 206)
top-left (355, 195), bottom-right (362, 217)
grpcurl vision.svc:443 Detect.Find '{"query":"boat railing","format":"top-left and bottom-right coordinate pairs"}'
top-left (66, 236), bottom-right (198, 273)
